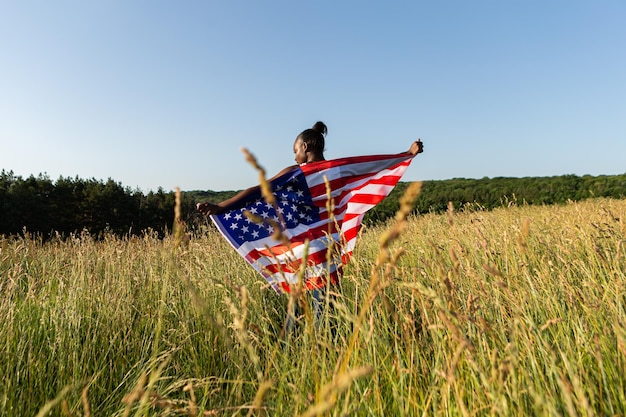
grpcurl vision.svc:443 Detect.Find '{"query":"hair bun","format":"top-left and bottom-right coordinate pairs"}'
top-left (312, 121), bottom-right (328, 137)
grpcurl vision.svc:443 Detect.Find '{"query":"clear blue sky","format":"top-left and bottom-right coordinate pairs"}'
top-left (1, 1), bottom-right (624, 192)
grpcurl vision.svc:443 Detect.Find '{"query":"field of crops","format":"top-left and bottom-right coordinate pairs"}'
top-left (1, 196), bottom-right (625, 416)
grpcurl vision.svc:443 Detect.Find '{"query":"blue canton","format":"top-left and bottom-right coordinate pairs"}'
top-left (215, 169), bottom-right (320, 246)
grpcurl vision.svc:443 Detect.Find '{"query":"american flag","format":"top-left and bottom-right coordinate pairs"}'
top-left (210, 152), bottom-right (416, 294)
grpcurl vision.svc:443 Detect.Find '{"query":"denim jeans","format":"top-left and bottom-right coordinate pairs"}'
top-left (285, 285), bottom-right (336, 335)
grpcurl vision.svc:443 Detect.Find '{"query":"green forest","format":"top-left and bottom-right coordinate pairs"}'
top-left (1, 169), bottom-right (625, 237)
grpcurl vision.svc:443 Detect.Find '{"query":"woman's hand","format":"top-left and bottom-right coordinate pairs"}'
top-left (196, 202), bottom-right (225, 216)
top-left (408, 138), bottom-right (424, 155)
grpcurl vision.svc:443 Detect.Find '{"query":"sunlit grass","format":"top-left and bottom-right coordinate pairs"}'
top-left (1, 197), bottom-right (625, 415)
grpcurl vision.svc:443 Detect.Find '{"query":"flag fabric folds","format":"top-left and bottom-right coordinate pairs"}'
top-left (210, 152), bottom-right (416, 294)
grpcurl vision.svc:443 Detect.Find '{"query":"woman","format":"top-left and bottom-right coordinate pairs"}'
top-left (197, 121), bottom-right (424, 330)
top-left (196, 121), bottom-right (423, 216)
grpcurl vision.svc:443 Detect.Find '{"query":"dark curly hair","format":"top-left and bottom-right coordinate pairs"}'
top-left (297, 121), bottom-right (327, 155)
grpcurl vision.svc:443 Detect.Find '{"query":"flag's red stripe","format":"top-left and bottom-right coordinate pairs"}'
top-left (342, 225), bottom-right (360, 244)
top-left (307, 169), bottom-right (405, 202)
top-left (307, 173), bottom-right (379, 201)
top-left (214, 153), bottom-right (415, 294)
top-left (346, 192), bottom-right (388, 206)
top-left (254, 248), bottom-right (334, 275)
top-left (304, 159), bottom-right (412, 195)
top-left (279, 270), bottom-right (340, 293)
top-left (300, 153), bottom-right (413, 175)
top-left (244, 227), bottom-right (340, 263)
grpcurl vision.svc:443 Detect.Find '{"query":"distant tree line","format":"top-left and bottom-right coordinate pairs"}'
top-left (1, 169), bottom-right (625, 238)
top-left (364, 173), bottom-right (626, 223)
top-left (0, 171), bottom-right (189, 237)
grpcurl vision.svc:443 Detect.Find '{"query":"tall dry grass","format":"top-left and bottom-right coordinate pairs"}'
top-left (1, 195), bottom-right (625, 416)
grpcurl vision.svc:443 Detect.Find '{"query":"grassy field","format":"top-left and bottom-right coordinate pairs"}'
top-left (1, 196), bottom-right (625, 416)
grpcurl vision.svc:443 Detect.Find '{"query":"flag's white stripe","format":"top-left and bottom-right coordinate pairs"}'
top-left (343, 203), bottom-right (376, 224)
top-left (313, 179), bottom-right (401, 222)
top-left (305, 156), bottom-right (410, 189)
top-left (220, 213), bottom-right (333, 251)
top-left (307, 168), bottom-right (406, 214)
top-left (258, 262), bottom-right (341, 284)
top-left (342, 238), bottom-right (357, 254)
top-left (341, 215), bottom-right (364, 238)
top-left (305, 155), bottom-right (410, 188)
top-left (212, 153), bottom-right (415, 292)
top-left (308, 163), bottom-right (409, 203)
top-left (237, 232), bottom-right (341, 265)
top-left (264, 261), bottom-right (342, 286)
top-left (335, 184), bottom-right (397, 210)
top-left (251, 246), bottom-right (342, 282)
top-left (232, 220), bottom-right (340, 255)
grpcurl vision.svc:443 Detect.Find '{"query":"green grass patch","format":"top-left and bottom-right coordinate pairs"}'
top-left (1, 198), bottom-right (626, 416)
